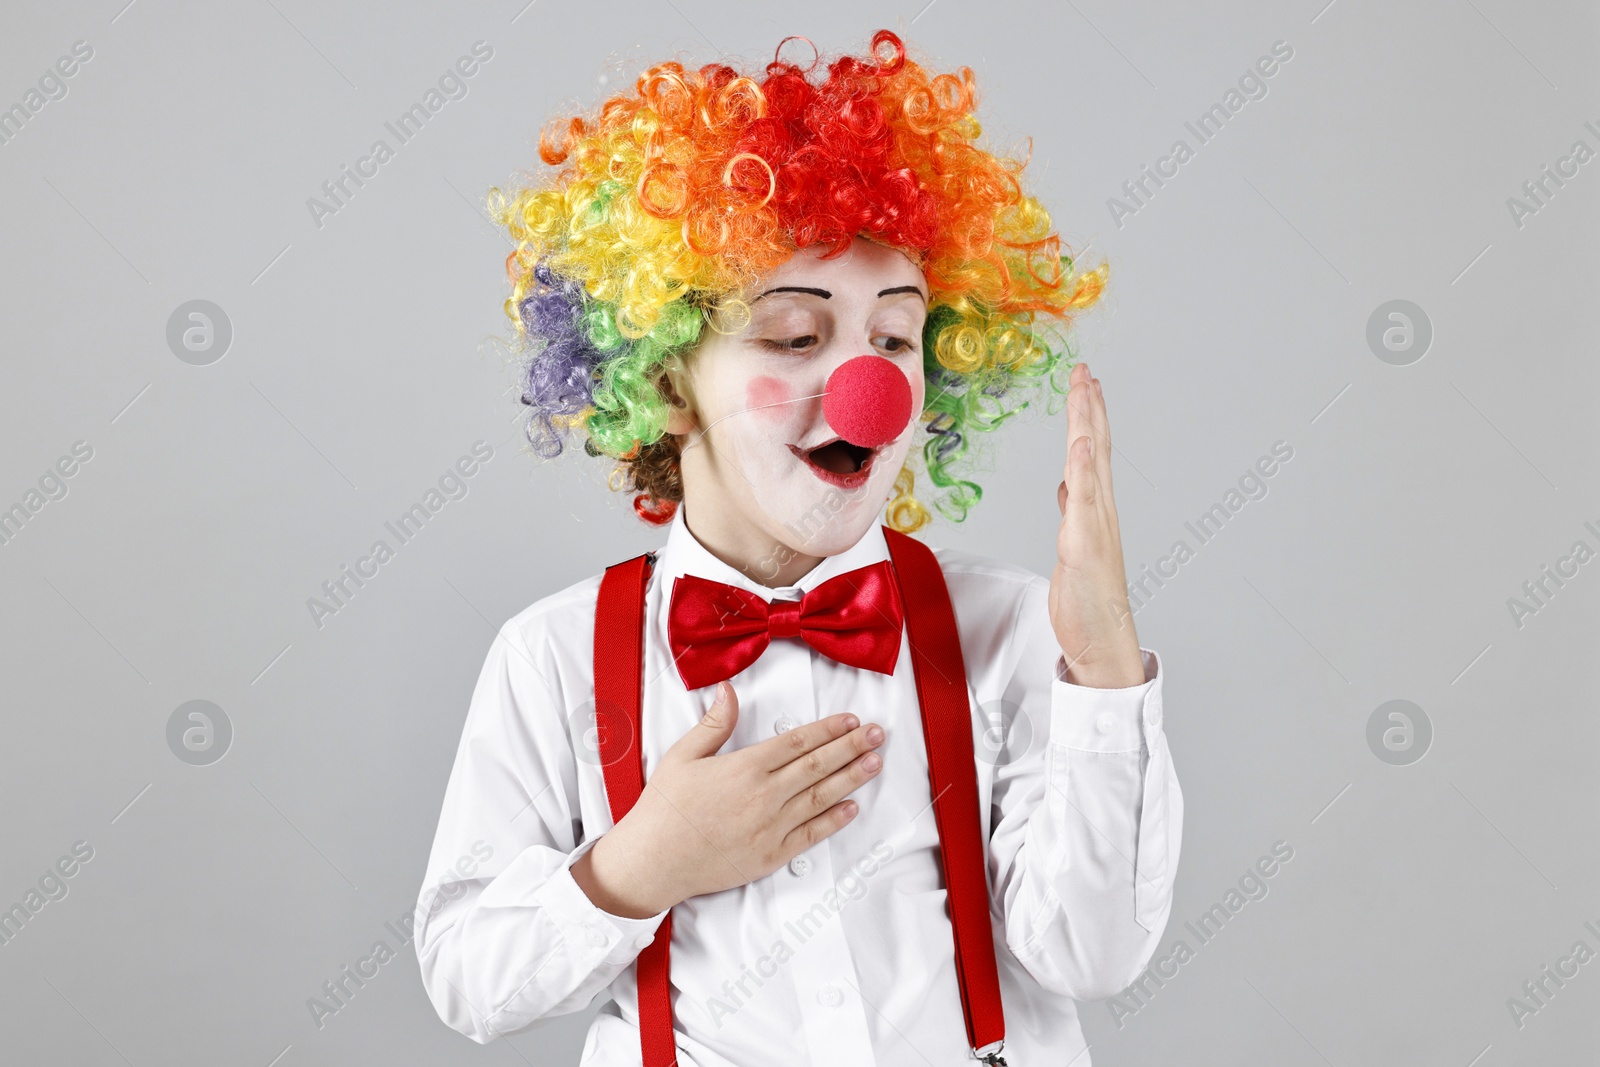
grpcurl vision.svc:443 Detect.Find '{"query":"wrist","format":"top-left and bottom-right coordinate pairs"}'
top-left (572, 828), bottom-right (681, 919)
top-left (1062, 646), bottom-right (1145, 689)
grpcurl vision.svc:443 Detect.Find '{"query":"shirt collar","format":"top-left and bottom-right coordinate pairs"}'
top-left (654, 501), bottom-right (892, 602)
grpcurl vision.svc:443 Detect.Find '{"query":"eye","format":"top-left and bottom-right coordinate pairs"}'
top-left (873, 334), bottom-right (918, 354)
top-left (757, 335), bottom-right (817, 352)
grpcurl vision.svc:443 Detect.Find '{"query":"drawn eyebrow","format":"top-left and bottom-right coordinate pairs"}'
top-left (752, 286), bottom-right (831, 302)
top-left (878, 285), bottom-right (927, 302)
top-left (750, 284), bottom-right (927, 303)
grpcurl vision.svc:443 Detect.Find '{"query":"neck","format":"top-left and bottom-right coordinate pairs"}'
top-left (680, 502), bottom-right (827, 589)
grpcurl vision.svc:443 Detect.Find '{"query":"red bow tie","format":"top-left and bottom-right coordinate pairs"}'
top-left (667, 561), bottom-right (904, 691)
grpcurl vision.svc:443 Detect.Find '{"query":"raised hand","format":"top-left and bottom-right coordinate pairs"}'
top-left (570, 679), bottom-right (885, 918)
top-left (1048, 361), bottom-right (1146, 689)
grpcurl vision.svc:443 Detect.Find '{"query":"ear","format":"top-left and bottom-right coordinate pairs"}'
top-left (660, 357), bottom-right (699, 436)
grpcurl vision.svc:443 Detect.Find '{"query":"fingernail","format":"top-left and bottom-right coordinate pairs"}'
top-left (866, 725), bottom-right (884, 744)
top-left (862, 753), bottom-right (882, 772)
top-left (843, 714), bottom-right (860, 730)
top-left (713, 682), bottom-right (728, 707)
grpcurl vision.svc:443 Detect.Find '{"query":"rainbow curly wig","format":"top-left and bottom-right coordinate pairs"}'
top-left (488, 29), bottom-right (1106, 531)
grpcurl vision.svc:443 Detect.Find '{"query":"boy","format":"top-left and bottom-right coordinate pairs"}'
top-left (417, 30), bottom-right (1181, 1066)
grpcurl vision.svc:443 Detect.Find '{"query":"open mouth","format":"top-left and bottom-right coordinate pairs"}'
top-left (788, 439), bottom-right (878, 487)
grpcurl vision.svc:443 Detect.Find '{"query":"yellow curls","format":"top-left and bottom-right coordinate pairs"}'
top-left (886, 464), bottom-right (932, 534)
top-left (549, 408), bottom-right (593, 431)
top-left (1065, 261), bottom-right (1108, 309)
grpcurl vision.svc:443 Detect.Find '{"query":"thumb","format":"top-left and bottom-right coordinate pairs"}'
top-left (673, 680), bottom-right (739, 760)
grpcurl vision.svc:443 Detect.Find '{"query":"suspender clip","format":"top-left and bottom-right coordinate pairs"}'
top-left (974, 1039), bottom-right (1007, 1065)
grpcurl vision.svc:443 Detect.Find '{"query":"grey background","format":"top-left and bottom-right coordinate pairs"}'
top-left (1, 0), bottom-right (1596, 1064)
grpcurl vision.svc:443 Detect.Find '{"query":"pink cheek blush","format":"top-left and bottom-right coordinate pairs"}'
top-left (745, 375), bottom-right (794, 423)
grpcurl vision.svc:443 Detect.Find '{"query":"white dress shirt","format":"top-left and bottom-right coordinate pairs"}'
top-left (415, 505), bottom-right (1183, 1066)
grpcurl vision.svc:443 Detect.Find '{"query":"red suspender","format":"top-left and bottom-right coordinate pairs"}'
top-left (593, 530), bottom-right (1007, 1066)
top-left (594, 552), bottom-right (679, 1067)
top-left (882, 528), bottom-right (1007, 1060)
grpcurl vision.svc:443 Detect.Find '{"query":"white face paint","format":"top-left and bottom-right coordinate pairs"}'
top-left (666, 237), bottom-right (928, 583)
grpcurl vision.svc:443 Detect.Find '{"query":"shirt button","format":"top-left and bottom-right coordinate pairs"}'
top-left (788, 855), bottom-right (811, 877)
top-left (774, 717), bottom-right (797, 735)
top-left (586, 927), bottom-right (607, 947)
top-left (816, 984), bottom-right (843, 1007)
top-left (633, 932), bottom-right (655, 950)
top-left (1095, 712), bottom-right (1116, 734)
top-left (1148, 705), bottom-right (1163, 727)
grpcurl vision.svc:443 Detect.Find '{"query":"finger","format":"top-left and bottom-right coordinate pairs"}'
top-left (1089, 378), bottom-right (1124, 545)
top-left (1068, 367), bottom-right (1107, 502)
top-left (784, 797), bottom-right (861, 857)
top-left (1067, 367), bottom-right (1095, 488)
top-left (1063, 361), bottom-right (1092, 482)
top-left (1064, 432), bottom-right (1099, 553)
top-left (1065, 368), bottom-right (1113, 538)
top-left (669, 680), bottom-right (742, 761)
top-left (1089, 377), bottom-right (1115, 498)
top-left (773, 721), bottom-right (883, 798)
top-left (750, 711), bottom-right (862, 772)
top-left (779, 744), bottom-right (883, 827)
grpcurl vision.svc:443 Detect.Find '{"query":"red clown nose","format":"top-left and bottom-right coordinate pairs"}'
top-left (822, 356), bottom-right (914, 449)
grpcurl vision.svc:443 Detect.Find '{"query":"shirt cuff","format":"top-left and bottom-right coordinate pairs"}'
top-left (532, 836), bottom-right (672, 967)
top-left (1049, 648), bottom-right (1163, 753)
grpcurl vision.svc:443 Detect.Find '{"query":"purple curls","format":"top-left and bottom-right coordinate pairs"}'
top-left (517, 265), bottom-right (605, 459)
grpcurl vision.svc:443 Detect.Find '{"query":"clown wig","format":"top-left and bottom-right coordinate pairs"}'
top-left (488, 29), bottom-right (1106, 531)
